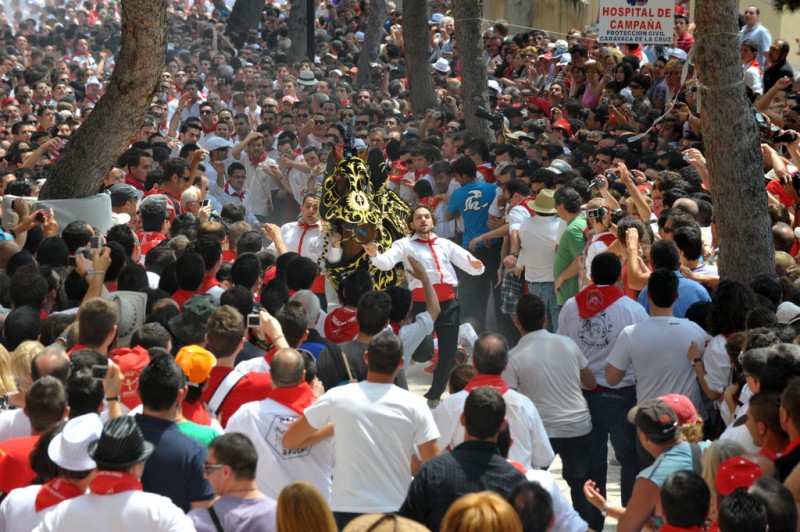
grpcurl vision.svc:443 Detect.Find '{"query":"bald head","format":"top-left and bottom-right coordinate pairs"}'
top-left (772, 222), bottom-right (795, 253)
top-left (270, 348), bottom-right (305, 388)
top-left (0, 240), bottom-right (21, 269)
top-left (31, 345), bottom-right (71, 384)
top-left (743, 453), bottom-right (777, 479)
top-left (473, 333), bottom-right (509, 375)
top-left (672, 198), bottom-right (699, 220)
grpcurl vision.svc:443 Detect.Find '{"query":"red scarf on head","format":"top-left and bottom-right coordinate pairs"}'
top-left (268, 382), bottom-right (317, 415)
top-left (575, 284), bottom-right (624, 319)
top-left (35, 478), bottom-right (84, 512)
top-left (388, 160), bottom-right (406, 184)
top-left (464, 374), bottom-right (509, 395)
top-left (89, 470), bottom-right (142, 495)
top-left (418, 196), bottom-right (441, 211)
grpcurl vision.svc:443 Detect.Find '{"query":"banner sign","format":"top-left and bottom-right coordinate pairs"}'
top-left (597, 0), bottom-right (674, 45)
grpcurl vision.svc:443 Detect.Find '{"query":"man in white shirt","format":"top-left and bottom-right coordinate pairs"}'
top-left (284, 331), bottom-right (440, 530)
top-left (209, 162), bottom-right (259, 227)
top-left (557, 252), bottom-right (649, 526)
top-left (508, 189), bottom-right (565, 331)
top-left (606, 268), bottom-right (708, 415)
top-left (265, 194), bottom-right (342, 308)
top-left (433, 333), bottom-right (555, 471)
top-left (365, 203), bottom-right (485, 405)
top-left (231, 130), bottom-right (281, 223)
top-left (504, 293), bottom-right (598, 529)
top-left (226, 348), bottom-right (334, 501)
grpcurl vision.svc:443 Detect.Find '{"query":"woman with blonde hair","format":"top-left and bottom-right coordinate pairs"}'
top-left (701, 440), bottom-right (746, 519)
top-left (0, 344), bottom-right (16, 408)
top-left (2, 341), bottom-right (45, 411)
top-left (276, 481), bottom-right (336, 532)
top-left (441, 491), bottom-right (522, 532)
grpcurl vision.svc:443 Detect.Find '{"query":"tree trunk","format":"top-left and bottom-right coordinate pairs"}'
top-left (400, 0), bottom-right (437, 113)
top-left (39, 0), bottom-right (167, 200)
top-left (453, 0), bottom-right (493, 145)
top-left (694, 0), bottom-right (774, 284)
top-left (287, 0), bottom-right (309, 63)
top-left (226, 0), bottom-right (262, 48)
top-left (357, 0), bottom-right (389, 88)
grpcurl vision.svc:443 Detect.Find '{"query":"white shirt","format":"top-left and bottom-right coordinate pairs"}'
top-left (35, 491), bottom-right (193, 532)
top-left (433, 387), bottom-right (554, 469)
top-left (703, 334), bottom-right (732, 397)
top-left (558, 295), bottom-right (649, 388)
top-left (518, 215), bottom-right (565, 283)
top-left (370, 234), bottom-right (485, 293)
top-left (506, 203), bottom-right (532, 233)
top-left (233, 153), bottom-right (278, 218)
top-left (268, 221), bottom-right (342, 266)
top-left (606, 316), bottom-right (709, 415)
top-left (504, 330), bottom-right (592, 439)
top-left (399, 312), bottom-right (435, 366)
top-left (208, 179), bottom-right (260, 228)
top-left (226, 397), bottom-right (335, 501)
top-left (304, 381), bottom-right (440, 513)
top-left (0, 409), bottom-right (29, 443)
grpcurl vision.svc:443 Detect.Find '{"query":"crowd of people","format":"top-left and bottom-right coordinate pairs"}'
top-left (2, 0), bottom-right (800, 530)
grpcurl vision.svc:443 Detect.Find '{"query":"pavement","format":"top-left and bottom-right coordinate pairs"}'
top-left (406, 359), bottom-right (623, 532)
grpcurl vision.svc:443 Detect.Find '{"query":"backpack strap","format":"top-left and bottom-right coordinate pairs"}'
top-left (689, 442), bottom-right (703, 475)
top-left (207, 369), bottom-right (246, 416)
top-left (208, 505), bottom-right (224, 532)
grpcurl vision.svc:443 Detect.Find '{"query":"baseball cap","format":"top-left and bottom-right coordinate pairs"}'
top-left (108, 184), bottom-right (140, 207)
top-left (715, 457), bottom-right (761, 497)
top-left (548, 159), bottom-right (573, 175)
top-left (658, 394), bottom-right (701, 425)
top-left (627, 398), bottom-right (678, 443)
top-left (204, 136), bottom-right (233, 151)
top-left (176, 345), bottom-right (216, 385)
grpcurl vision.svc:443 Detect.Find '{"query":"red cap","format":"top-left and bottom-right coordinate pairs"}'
top-left (552, 118), bottom-right (572, 137)
top-left (526, 97), bottom-right (552, 119)
top-left (715, 457), bottom-right (761, 496)
top-left (658, 394), bottom-right (701, 425)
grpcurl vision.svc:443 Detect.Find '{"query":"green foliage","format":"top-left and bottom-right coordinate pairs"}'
top-left (774, 0), bottom-right (800, 12)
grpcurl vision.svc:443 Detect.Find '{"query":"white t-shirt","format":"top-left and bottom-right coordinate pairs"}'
top-left (433, 387), bottom-right (554, 469)
top-left (35, 491), bottom-right (192, 532)
top-left (303, 381), bottom-right (440, 513)
top-left (504, 330), bottom-right (592, 439)
top-left (226, 397), bottom-right (335, 501)
top-left (558, 295), bottom-right (649, 388)
top-left (606, 316), bottom-right (709, 414)
top-left (517, 215), bottom-right (565, 283)
top-left (703, 334), bottom-right (732, 397)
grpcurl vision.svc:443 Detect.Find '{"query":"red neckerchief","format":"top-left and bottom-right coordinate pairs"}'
top-left (389, 160), bottom-right (407, 184)
top-left (248, 151), bottom-right (267, 166)
top-left (136, 231), bottom-right (167, 252)
top-left (224, 182), bottom-right (246, 200)
top-left (575, 284), bottom-right (625, 319)
top-left (418, 196), bottom-right (441, 211)
top-left (413, 167), bottom-right (431, 180)
top-left (413, 235), bottom-right (445, 284)
top-left (201, 122), bottom-right (217, 135)
top-left (477, 164), bottom-right (495, 184)
top-left (517, 196), bottom-right (538, 217)
top-left (35, 478), bottom-right (84, 512)
top-left (296, 220), bottom-right (320, 255)
top-left (783, 436), bottom-right (800, 457)
top-left (268, 382), bottom-right (317, 415)
top-left (464, 374), bottom-right (509, 395)
top-left (124, 174), bottom-right (144, 191)
top-left (746, 59), bottom-right (762, 74)
top-left (759, 446), bottom-right (782, 461)
top-left (67, 343), bottom-right (90, 356)
top-left (89, 470), bottom-right (143, 495)
top-left (389, 320), bottom-right (402, 334)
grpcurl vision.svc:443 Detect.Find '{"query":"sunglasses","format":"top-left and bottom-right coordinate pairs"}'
top-left (314, 119), bottom-right (326, 125)
top-left (200, 110), bottom-right (213, 115)
top-left (356, 120), bottom-right (369, 126)
top-left (295, 114), bottom-right (309, 118)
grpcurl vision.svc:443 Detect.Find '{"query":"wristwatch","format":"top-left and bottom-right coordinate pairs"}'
top-left (105, 396), bottom-right (120, 402)
top-left (691, 357), bottom-right (703, 366)
top-left (601, 504), bottom-right (609, 517)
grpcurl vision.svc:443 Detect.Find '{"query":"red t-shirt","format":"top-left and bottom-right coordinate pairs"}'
top-left (182, 400), bottom-right (213, 427)
top-left (201, 366), bottom-right (272, 428)
top-left (0, 435), bottom-right (39, 494)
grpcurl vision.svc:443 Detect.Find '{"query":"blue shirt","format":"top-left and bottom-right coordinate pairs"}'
top-left (637, 270), bottom-right (711, 318)
top-left (135, 414), bottom-right (215, 512)
top-left (447, 181), bottom-right (498, 248)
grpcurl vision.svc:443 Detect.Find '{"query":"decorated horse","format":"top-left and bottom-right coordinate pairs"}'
top-left (317, 147), bottom-right (410, 291)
